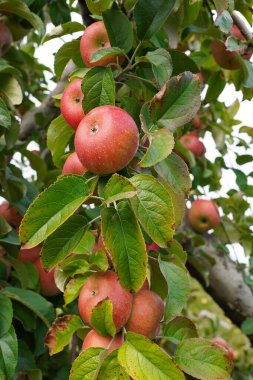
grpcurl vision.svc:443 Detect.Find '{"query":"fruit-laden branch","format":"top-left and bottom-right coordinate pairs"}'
top-left (185, 234), bottom-right (253, 345)
top-left (231, 10), bottom-right (253, 41)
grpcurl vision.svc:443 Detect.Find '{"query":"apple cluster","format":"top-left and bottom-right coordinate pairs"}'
top-left (60, 21), bottom-right (139, 176)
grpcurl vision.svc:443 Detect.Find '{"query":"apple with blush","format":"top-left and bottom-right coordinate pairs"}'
top-left (33, 258), bottom-right (60, 297)
top-left (82, 329), bottom-right (123, 354)
top-left (60, 79), bottom-right (85, 129)
top-left (179, 133), bottom-right (205, 158)
top-left (62, 152), bottom-right (87, 175)
top-left (188, 199), bottom-right (220, 233)
top-left (19, 245), bottom-right (41, 263)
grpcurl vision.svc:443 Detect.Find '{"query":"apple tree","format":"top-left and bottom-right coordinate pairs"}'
top-left (0, 1), bottom-right (253, 379)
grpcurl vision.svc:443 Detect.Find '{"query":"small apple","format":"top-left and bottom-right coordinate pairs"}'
top-left (82, 329), bottom-right (123, 354)
top-left (62, 152), bottom-right (87, 175)
top-left (211, 338), bottom-right (234, 361)
top-left (188, 199), bottom-right (220, 233)
top-left (179, 133), bottom-right (205, 157)
top-left (0, 201), bottom-right (22, 227)
top-left (126, 289), bottom-right (164, 339)
top-left (80, 21), bottom-right (121, 68)
top-left (75, 105), bottom-right (139, 175)
top-left (0, 23), bottom-right (13, 57)
top-left (146, 242), bottom-right (159, 252)
top-left (60, 79), bottom-right (85, 129)
top-left (19, 245), bottom-right (41, 263)
top-left (33, 258), bottom-right (60, 297)
top-left (78, 271), bottom-right (133, 330)
top-left (212, 40), bottom-right (241, 70)
top-left (192, 117), bottom-right (205, 130)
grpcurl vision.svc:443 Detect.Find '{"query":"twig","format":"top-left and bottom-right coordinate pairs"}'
top-left (231, 11), bottom-right (253, 41)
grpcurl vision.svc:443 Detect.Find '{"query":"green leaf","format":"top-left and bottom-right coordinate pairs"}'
top-left (70, 347), bottom-right (105, 380)
top-left (148, 72), bottom-right (201, 131)
top-left (0, 0), bottom-right (44, 38)
top-left (2, 287), bottom-right (55, 328)
top-left (159, 257), bottom-right (190, 321)
top-left (81, 67), bottom-right (115, 114)
top-left (236, 154), bottom-right (253, 165)
top-left (130, 174), bottom-right (175, 248)
top-left (137, 49), bottom-right (173, 87)
top-left (97, 350), bottom-right (129, 380)
top-left (90, 47), bottom-right (124, 63)
top-left (168, 240), bottom-right (187, 264)
top-left (43, 21), bottom-right (85, 43)
top-left (234, 168), bottom-right (248, 191)
top-left (164, 316), bottom-right (198, 344)
top-left (241, 317), bottom-right (253, 335)
top-left (89, 249), bottom-right (108, 271)
top-left (0, 326), bottom-right (18, 380)
top-left (170, 50), bottom-right (200, 76)
top-left (155, 152), bottom-right (192, 196)
top-left (0, 60), bottom-right (21, 76)
top-left (60, 255), bottom-right (89, 277)
top-left (6, 256), bottom-right (39, 290)
top-left (54, 40), bottom-right (80, 78)
top-left (174, 338), bottom-right (234, 380)
top-left (118, 332), bottom-right (185, 380)
top-left (19, 175), bottom-right (90, 248)
top-left (47, 115), bottom-right (75, 168)
top-left (41, 215), bottom-right (88, 270)
top-left (103, 9), bottom-right (133, 53)
top-left (0, 293), bottom-right (13, 337)
top-left (0, 75), bottom-right (23, 105)
top-left (134, 0), bottom-right (177, 40)
top-left (0, 216), bottom-right (12, 236)
top-left (90, 299), bottom-right (116, 337)
top-left (64, 275), bottom-right (90, 305)
top-left (101, 201), bottom-right (147, 292)
top-left (73, 231), bottom-right (95, 255)
top-left (205, 71), bottom-right (226, 103)
top-left (0, 98), bottom-right (11, 128)
top-left (140, 130), bottom-right (174, 167)
top-left (215, 10), bottom-right (233, 33)
top-left (103, 174), bottom-right (137, 204)
top-left (45, 315), bottom-right (84, 355)
top-left (86, 0), bottom-right (114, 15)
top-left (159, 178), bottom-right (186, 227)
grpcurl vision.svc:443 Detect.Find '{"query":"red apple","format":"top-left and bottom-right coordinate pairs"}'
top-left (82, 329), bottom-right (123, 354)
top-left (211, 338), bottom-right (235, 361)
top-left (188, 199), bottom-right (220, 233)
top-left (0, 201), bottom-right (22, 227)
top-left (80, 21), bottom-right (120, 68)
top-left (126, 290), bottom-right (164, 339)
top-left (230, 25), bottom-right (244, 41)
top-left (139, 278), bottom-right (149, 291)
top-left (192, 117), bottom-right (205, 130)
top-left (179, 133), bottom-right (205, 157)
top-left (212, 40), bottom-right (241, 70)
top-left (19, 245), bottom-right (41, 263)
top-left (60, 79), bottom-right (85, 129)
top-left (62, 152), bottom-right (87, 175)
top-left (33, 258), bottom-right (60, 297)
top-left (0, 23), bottom-right (12, 57)
top-left (146, 242), bottom-right (159, 252)
top-left (75, 105), bottom-right (139, 175)
top-left (78, 271), bottom-right (133, 329)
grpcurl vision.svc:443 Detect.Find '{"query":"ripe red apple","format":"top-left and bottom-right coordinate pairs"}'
top-left (126, 289), bottom-right (164, 339)
top-left (82, 329), bottom-right (123, 354)
top-left (146, 242), bottom-right (159, 252)
top-left (78, 271), bottom-right (133, 330)
top-left (139, 278), bottom-right (149, 291)
top-left (62, 152), bottom-right (87, 175)
top-left (0, 23), bottom-right (13, 57)
top-left (212, 40), bottom-right (241, 70)
top-left (19, 245), bottom-right (41, 263)
top-left (60, 79), bottom-right (85, 129)
top-left (33, 258), bottom-right (60, 297)
top-left (75, 105), bottom-right (139, 175)
top-left (211, 338), bottom-right (234, 361)
top-left (0, 201), bottom-right (22, 227)
top-left (80, 21), bottom-right (121, 68)
top-left (230, 25), bottom-right (244, 41)
top-left (188, 199), bottom-right (220, 233)
top-left (192, 117), bottom-right (205, 130)
top-left (179, 133), bottom-right (205, 157)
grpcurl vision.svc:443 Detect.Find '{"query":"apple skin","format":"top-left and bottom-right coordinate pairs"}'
top-left (33, 258), bottom-right (60, 297)
top-left (0, 23), bottom-right (13, 57)
top-left (19, 245), bottom-right (41, 263)
top-left (212, 40), bottom-right (241, 70)
top-left (179, 133), bottom-right (205, 157)
top-left (139, 278), bottom-right (149, 291)
top-left (62, 152), bottom-right (87, 176)
top-left (60, 79), bottom-right (85, 129)
top-left (192, 117), bottom-right (205, 130)
top-left (211, 338), bottom-right (235, 361)
top-left (126, 289), bottom-right (164, 339)
top-left (78, 271), bottom-right (133, 330)
top-left (82, 329), bottom-right (123, 354)
top-left (146, 242), bottom-right (159, 252)
top-left (75, 105), bottom-right (139, 175)
top-left (188, 199), bottom-right (220, 233)
top-left (0, 201), bottom-right (22, 227)
top-left (230, 25), bottom-right (244, 41)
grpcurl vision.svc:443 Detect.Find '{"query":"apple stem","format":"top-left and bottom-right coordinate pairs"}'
top-left (87, 215), bottom-right (101, 226)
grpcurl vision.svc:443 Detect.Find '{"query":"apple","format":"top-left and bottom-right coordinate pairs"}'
top-left (82, 329), bottom-right (123, 354)
top-left (75, 105), bottom-right (139, 175)
top-left (146, 242), bottom-right (159, 252)
top-left (211, 338), bottom-right (234, 361)
top-left (230, 25), bottom-right (244, 41)
top-left (62, 152), bottom-right (87, 176)
top-left (80, 21), bottom-right (121, 68)
top-left (0, 201), bottom-right (22, 227)
top-left (188, 199), bottom-right (220, 233)
top-left (33, 258), bottom-right (60, 297)
top-left (78, 271), bottom-right (133, 329)
top-left (192, 117), bottom-right (205, 130)
top-left (19, 245), bottom-right (41, 263)
top-left (0, 23), bottom-right (13, 57)
top-left (60, 79), bottom-right (85, 129)
top-left (179, 133), bottom-right (205, 157)
top-left (139, 278), bottom-right (149, 291)
top-left (212, 40), bottom-right (241, 70)
top-left (126, 289), bottom-right (164, 339)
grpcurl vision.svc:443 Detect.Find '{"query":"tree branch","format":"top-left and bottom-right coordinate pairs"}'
top-left (78, 0), bottom-right (94, 26)
top-left (231, 10), bottom-right (253, 41)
